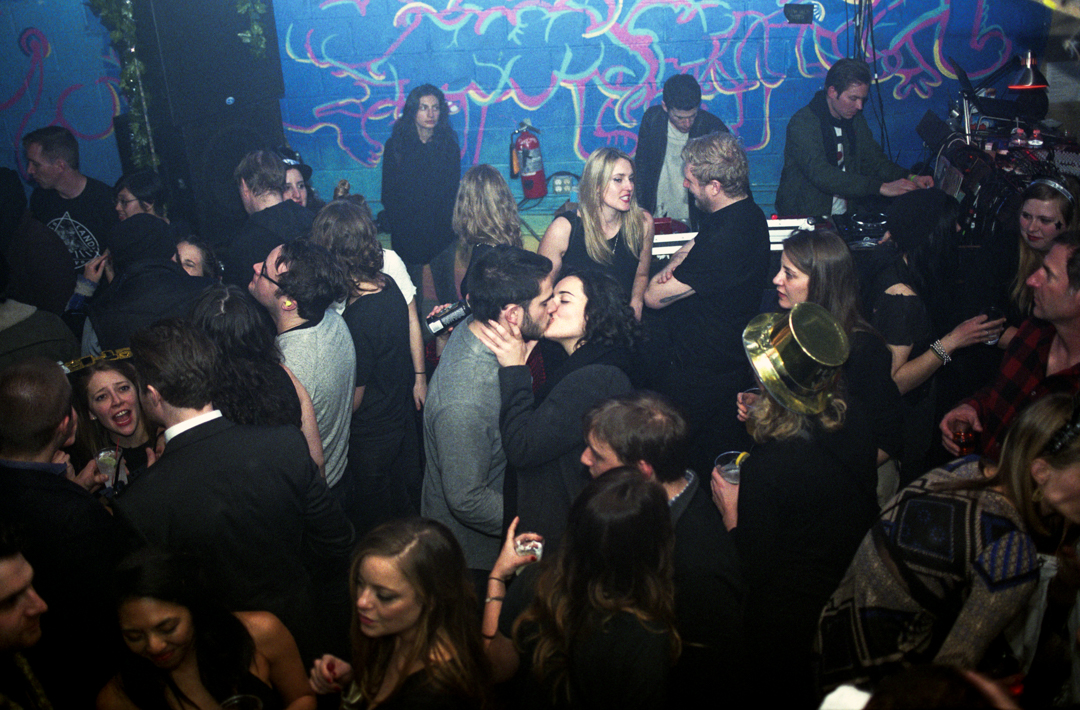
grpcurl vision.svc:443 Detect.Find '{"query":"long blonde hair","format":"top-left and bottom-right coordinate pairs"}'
top-left (452, 165), bottom-right (521, 248)
top-left (1011, 178), bottom-right (1078, 315)
top-left (746, 385), bottom-right (847, 443)
top-left (976, 393), bottom-right (1080, 540)
top-left (577, 148), bottom-right (646, 264)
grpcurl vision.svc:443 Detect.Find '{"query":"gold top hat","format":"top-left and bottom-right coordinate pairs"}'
top-left (742, 302), bottom-right (849, 415)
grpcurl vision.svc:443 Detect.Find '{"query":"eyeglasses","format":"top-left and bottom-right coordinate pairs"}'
top-left (260, 261), bottom-right (282, 288)
top-left (116, 197), bottom-right (139, 206)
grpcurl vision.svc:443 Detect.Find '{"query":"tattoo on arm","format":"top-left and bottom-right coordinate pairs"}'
top-left (659, 289), bottom-right (693, 304)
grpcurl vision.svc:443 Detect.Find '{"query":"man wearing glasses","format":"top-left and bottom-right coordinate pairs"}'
top-left (250, 239), bottom-right (355, 493)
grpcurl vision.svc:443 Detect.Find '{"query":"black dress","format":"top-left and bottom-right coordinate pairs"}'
top-left (381, 129), bottom-right (460, 303)
top-left (734, 417), bottom-right (878, 707)
top-left (869, 259), bottom-right (936, 481)
top-left (557, 212), bottom-right (639, 299)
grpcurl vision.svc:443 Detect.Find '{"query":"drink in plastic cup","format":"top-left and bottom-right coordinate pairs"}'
top-left (96, 448), bottom-right (119, 487)
top-left (714, 451), bottom-right (748, 485)
top-left (951, 422), bottom-right (977, 456)
top-left (982, 306), bottom-right (1005, 346)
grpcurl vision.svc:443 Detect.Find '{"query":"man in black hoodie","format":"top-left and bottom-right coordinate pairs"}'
top-left (221, 149), bottom-right (314, 286)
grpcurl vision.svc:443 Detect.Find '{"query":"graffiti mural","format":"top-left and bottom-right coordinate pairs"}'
top-left (276, 0), bottom-right (1045, 205)
top-left (0, 2), bottom-right (125, 184)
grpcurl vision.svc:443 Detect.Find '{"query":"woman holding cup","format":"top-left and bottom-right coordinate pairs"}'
top-left (485, 469), bottom-right (680, 708)
top-left (818, 391), bottom-right (1080, 696)
top-left (748, 229), bottom-right (903, 476)
top-left (868, 189), bottom-right (1005, 479)
top-left (712, 302), bottom-right (879, 707)
top-left (70, 356), bottom-right (156, 489)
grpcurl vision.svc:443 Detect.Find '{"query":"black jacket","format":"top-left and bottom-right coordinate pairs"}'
top-left (116, 417), bottom-right (355, 659)
top-left (87, 259), bottom-right (214, 351)
top-left (635, 105), bottom-right (728, 229)
top-left (221, 200), bottom-right (314, 287)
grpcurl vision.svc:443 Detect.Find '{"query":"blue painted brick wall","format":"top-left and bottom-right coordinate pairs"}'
top-left (0, 0), bottom-right (1052, 216)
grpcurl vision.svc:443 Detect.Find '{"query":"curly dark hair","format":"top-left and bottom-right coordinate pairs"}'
top-left (565, 268), bottom-right (640, 351)
top-left (389, 84), bottom-right (458, 159)
top-left (275, 239), bottom-right (349, 320)
top-left (189, 284), bottom-right (301, 429)
top-left (310, 199), bottom-right (385, 293)
top-left (112, 550), bottom-right (255, 710)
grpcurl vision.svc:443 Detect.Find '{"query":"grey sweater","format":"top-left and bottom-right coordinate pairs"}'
top-left (278, 310), bottom-right (356, 488)
top-left (421, 320), bottom-right (506, 569)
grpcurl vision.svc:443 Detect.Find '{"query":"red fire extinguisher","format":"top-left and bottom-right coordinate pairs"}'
top-left (510, 120), bottom-right (547, 199)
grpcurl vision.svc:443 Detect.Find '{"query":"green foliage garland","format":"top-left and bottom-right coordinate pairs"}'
top-left (237, 0), bottom-right (269, 58)
top-left (86, 0), bottom-right (158, 169)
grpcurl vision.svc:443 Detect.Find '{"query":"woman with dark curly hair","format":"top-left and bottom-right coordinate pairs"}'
top-left (97, 551), bottom-right (315, 710)
top-left (473, 269), bottom-right (636, 547)
top-left (310, 199), bottom-right (420, 534)
top-left (484, 469), bottom-right (680, 709)
top-left (189, 284), bottom-right (325, 476)
top-left (381, 84), bottom-right (461, 304)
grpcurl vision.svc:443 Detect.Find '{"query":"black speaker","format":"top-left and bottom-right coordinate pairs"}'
top-left (133, 0), bottom-right (285, 127)
top-left (153, 98), bottom-right (287, 247)
top-left (123, 0), bottom-right (288, 245)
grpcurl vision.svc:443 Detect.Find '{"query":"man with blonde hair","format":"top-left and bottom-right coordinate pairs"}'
top-left (644, 131), bottom-right (770, 473)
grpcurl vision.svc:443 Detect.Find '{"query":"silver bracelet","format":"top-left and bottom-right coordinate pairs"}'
top-left (930, 339), bottom-right (951, 364)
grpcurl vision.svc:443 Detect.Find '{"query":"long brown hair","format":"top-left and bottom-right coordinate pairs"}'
top-left (781, 229), bottom-right (874, 336)
top-left (349, 518), bottom-right (489, 707)
top-left (513, 469), bottom-right (680, 705)
top-left (70, 358), bottom-right (153, 465)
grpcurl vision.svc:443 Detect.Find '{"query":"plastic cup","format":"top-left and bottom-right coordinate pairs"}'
top-left (96, 448), bottom-right (119, 487)
top-left (714, 451), bottom-right (747, 486)
top-left (982, 306), bottom-right (1005, 346)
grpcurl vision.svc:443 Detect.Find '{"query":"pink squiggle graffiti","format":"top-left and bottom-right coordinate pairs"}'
top-left (3, 28), bottom-right (49, 167)
top-left (794, 0), bottom-right (1010, 100)
top-left (283, 0), bottom-right (1018, 170)
top-left (4, 29), bottom-right (123, 175)
top-left (54, 77), bottom-right (122, 141)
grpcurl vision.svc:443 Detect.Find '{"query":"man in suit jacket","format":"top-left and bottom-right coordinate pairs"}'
top-left (0, 356), bottom-right (131, 707)
top-left (116, 319), bottom-right (354, 660)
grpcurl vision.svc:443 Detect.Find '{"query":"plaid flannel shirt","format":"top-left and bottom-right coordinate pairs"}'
top-left (964, 318), bottom-right (1080, 459)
